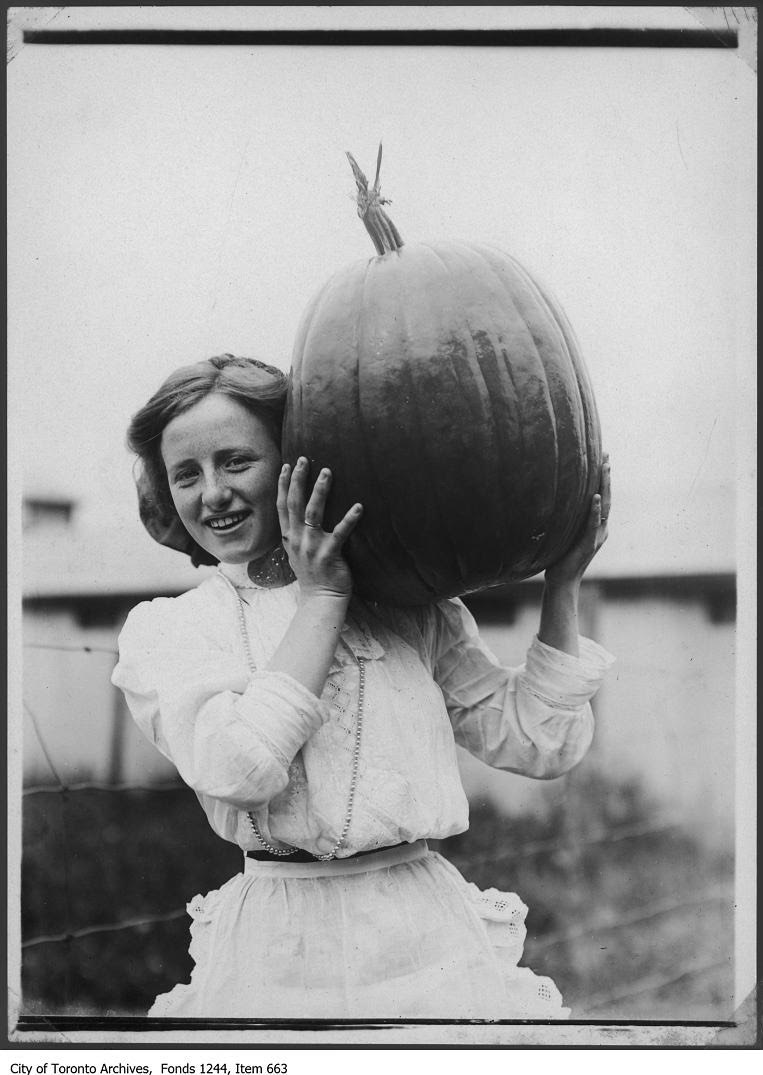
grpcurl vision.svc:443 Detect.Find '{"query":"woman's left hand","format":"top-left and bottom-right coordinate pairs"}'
top-left (277, 457), bottom-right (362, 602)
top-left (544, 452), bottom-right (611, 589)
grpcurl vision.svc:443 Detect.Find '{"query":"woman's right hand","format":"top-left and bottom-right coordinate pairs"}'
top-left (277, 457), bottom-right (363, 602)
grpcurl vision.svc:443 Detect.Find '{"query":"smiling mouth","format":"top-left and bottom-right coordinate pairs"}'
top-left (206, 511), bottom-right (250, 532)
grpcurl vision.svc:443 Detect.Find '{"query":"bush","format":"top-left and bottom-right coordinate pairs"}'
top-left (434, 770), bottom-right (734, 1019)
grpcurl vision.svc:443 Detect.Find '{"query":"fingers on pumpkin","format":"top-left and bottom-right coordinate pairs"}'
top-left (303, 468), bottom-right (332, 530)
top-left (599, 454), bottom-right (612, 522)
top-left (277, 464), bottom-right (292, 538)
top-left (331, 503), bottom-right (364, 545)
top-left (592, 496), bottom-right (609, 551)
top-left (285, 457), bottom-right (310, 517)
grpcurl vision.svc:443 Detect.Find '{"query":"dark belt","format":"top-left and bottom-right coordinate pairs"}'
top-left (246, 843), bottom-right (404, 864)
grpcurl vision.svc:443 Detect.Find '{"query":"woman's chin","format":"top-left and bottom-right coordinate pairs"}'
top-left (215, 550), bottom-right (253, 565)
top-left (205, 536), bottom-right (278, 566)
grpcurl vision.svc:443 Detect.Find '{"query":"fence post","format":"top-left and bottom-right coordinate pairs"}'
top-left (108, 684), bottom-right (125, 786)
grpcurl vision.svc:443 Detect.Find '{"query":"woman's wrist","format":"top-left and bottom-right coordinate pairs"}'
top-left (542, 575), bottom-right (581, 602)
top-left (297, 587), bottom-right (351, 619)
top-left (538, 579), bottom-right (580, 657)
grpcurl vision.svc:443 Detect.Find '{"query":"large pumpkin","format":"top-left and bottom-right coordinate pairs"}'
top-left (282, 148), bottom-right (601, 605)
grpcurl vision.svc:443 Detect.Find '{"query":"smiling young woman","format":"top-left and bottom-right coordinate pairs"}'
top-left (160, 393), bottom-right (283, 566)
top-left (128, 354), bottom-right (290, 571)
top-left (113, 352), bottom-right (614, 1019)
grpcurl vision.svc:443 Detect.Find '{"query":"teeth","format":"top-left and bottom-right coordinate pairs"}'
top-left (209, 514), bottom-right (246, 530)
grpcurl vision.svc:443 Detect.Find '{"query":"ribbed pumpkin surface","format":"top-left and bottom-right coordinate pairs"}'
top-left (283, 158), bottom-right (601, 605)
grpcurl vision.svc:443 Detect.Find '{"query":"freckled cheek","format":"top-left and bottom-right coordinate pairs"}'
top-left (171, 489), bottom-right (199, 528)
top-left (251, 474), bottom-right (280, 507)
top-left (250, 480), bottom-right (280, 531)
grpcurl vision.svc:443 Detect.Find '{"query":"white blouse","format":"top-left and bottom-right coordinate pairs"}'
top-left (112, 563), bottom-right (615, 858)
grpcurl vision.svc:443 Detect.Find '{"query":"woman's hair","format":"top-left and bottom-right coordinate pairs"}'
top-left (128, 353), bottom-right (289, 567)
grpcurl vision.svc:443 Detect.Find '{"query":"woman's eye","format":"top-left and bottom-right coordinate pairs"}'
top-left (173, 470), bottom-right (198, 486)
top-left (225, 456), bottom-right (251, 469)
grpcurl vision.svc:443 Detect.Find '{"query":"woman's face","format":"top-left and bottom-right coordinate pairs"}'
top-left (161, 392), bottom-right (282, 564)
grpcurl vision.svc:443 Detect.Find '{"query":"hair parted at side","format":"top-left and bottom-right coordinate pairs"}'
top-left (127, 353), bottom-right (289, 566)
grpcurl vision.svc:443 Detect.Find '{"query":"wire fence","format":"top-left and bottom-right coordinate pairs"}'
top-left (24, 641), bottom-right (119, 655)
top-left (23, 780), bottom-right (184, 796)
top-left (530, 884), bottom-right (733, 954)
top-left (577, 957), bottom-right (734, 1015)
top-left (18, 638), bottom-right (736, 1018)
top-left (22, 908), bottom-right (191, 951)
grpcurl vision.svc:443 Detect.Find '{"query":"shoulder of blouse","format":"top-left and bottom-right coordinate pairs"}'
top-left (356, 597), bottom-right (468, 669)
top-left (119, 573), bottom-right (233, 642)
top-left (431, 596), bottom-right (478, 643)
top-left (358, 599), bottom-right (432, 645)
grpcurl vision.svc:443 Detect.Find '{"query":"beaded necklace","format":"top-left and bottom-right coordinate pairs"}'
top-left (217, 568), bottom-right (365, 862)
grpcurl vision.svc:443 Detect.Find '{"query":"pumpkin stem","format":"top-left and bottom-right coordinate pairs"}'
top-left (346, 144), bottom-right (404, 255)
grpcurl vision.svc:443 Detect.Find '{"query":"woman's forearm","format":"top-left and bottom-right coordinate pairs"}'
top-left (266, 592), bottom-right (350, 697)
top-left (538, 581), bottom-right (580, 657)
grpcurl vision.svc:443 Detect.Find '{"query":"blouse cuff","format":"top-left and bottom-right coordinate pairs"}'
top-left (523, 634), bottom-right (616, 708)
top-left (238, 671), bottom-right (332, 765)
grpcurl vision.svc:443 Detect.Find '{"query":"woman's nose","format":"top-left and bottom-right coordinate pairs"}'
top-left (201, 472), bottom-right (233, 511)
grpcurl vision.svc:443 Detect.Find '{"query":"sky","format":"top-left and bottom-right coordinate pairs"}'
top-left (8, 6), bottom-right (757, 579)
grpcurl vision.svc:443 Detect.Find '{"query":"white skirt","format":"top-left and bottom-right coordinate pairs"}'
top-left (150, 842), bottom-right (570, 1020)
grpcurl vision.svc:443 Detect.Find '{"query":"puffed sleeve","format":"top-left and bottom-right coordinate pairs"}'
top-left (430, 598), bottom-right (615, 779)
top-left (111, 597), bottom-right (331, 809)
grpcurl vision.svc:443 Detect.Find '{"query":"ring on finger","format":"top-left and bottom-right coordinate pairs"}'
top-left (304, 519), bottom-right (322, 529)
